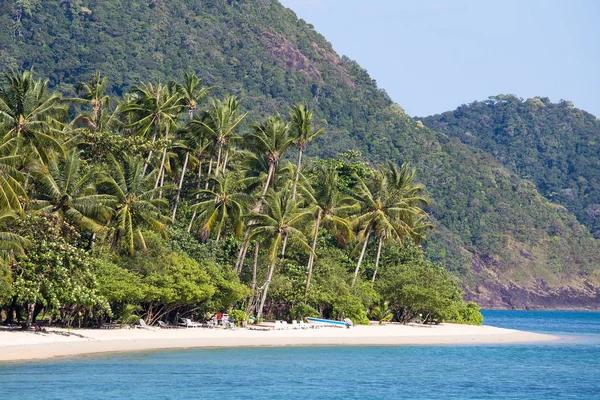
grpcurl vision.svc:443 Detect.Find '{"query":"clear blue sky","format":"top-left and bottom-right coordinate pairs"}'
top-left (279, 0), bottom-right (600, 117)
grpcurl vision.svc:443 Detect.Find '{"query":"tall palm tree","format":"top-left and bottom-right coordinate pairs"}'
top-left (189, 174), bottom-right (251, 242)
top-left (0, 69), bottom-right (66, 165)
top-left (169, 73), bottom-right (212, 221)
top-left (235, 116), bottom-right (294, 272)
top-left (289, 104), bottom-right (324, 201)
top-left (67, 72), bottom-right (111, 129)
top-left (185, 133), bottom-right (212, 230)
top-left (122, 83), bottom-right (181, 176)
top-left (247, 187), bottom-right (312, 319)
top-left (169, 72), bottom-right (213, 120)
top-left (98, 154), bottom-right (169, 254)
top-left (303, 166), bottom-right (357, 295)
top-left (244, 115), bottom-right (294, 198)
top-left (29, 150), bottom-right (112, 232)
top-left (196, 96), bottom-right (246, 177)
top-left (350, 163), bottom-right (428, 287)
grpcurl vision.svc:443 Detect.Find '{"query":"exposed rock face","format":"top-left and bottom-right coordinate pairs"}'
top-left (463, 280), bottom-right (600, 310)
top-left (259, 30), bottom-right (321, 80)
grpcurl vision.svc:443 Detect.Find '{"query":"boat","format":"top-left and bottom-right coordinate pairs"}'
top-left (306, 317), bottom-right (347, 327)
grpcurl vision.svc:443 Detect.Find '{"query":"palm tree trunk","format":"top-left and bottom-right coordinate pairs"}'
top-left (222, 149), bottom-right (230, 173)
top-left (351, 226), bottom-right (372, 287)
top-left (171, 151), bottom-right (189, 222)
top-left (235, 230), bottom-right (251, 272)
top-left (371, 236), bottom-right (383, 283)
top-left (143, 120), bottom-right (159, 176)
top-left (280, 233), bottom-right (288, 260)
top-left (215, 145), bottom-right (222, 177)
top-left (245, 243), bottom-right (260, 314)
top-left (188, 158), bottom-right (212, 232)
top-left (305, 209), bottom-right (322, 296)
top-left (204, 157), bottom-right (214, 190)
top-left (235, 163), bottom-right (275, 272)
top-left (291, 148), bottom-right (303, 202)
top-left (154, 124), bottom-right (169, 191)
top-left (257, 259), bottom-right (276, 320)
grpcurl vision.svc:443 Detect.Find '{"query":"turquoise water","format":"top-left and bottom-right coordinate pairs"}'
top-left (1, 311), bottom-right (599, 399)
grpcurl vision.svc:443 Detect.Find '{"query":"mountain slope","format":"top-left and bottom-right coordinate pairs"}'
top-left (421, 95), bottom-right (600, 238)
top-left (2, 0), bottom-right (600, 308)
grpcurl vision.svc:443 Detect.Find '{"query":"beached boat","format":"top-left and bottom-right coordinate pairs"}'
top-left (306, 317), bottom-right (347, 327)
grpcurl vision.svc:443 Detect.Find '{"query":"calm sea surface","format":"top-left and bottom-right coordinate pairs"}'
top-left (1, 310), bottom-right (599, 399)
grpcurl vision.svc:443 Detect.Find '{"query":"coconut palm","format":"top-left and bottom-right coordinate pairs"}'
top-left (29, 150), bottom-right (112, 232)
top-left (289, 104), bottom-right (324, 201)
top-left (303, 165), bottom-right (357, 295)
top-left (185, 132), bottom-right (213, 230)
top-left (244, 115), bottom-right (294, 198)
top-left (0, 136), bottom-right (26, 213)
top-left (350, 163), bottom-right (428, 287)
top-left (0, 69), bottom-right (66, 165)
top-left (98, 154), bottom-right (169, 254)
top-left (196, 96), bottom-right (246, 177)
top-left (122, 83), bottom-right (181, 176)
top-left (0, 211), bottom-right (29, 265)
top-left (234, 116), bottom-right (294, 272)
top-left (247, 187), bottom-right (312, 319)
top-left (67, 72), bottom-right (111, 129)
top-left (189, 173), bottom-right (251, 242)
top-left (169, 72), bottom-right (213, 120)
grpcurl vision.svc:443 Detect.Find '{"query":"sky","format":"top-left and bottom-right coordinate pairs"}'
top-left (279, 0), bottom-right (600, 117)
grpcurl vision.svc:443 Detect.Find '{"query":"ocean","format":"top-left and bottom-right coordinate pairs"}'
top-left (1, 310), bottom-right (599, 399)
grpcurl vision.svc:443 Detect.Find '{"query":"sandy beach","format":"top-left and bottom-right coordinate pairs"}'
top-left (0, 323), bottom-right (558, 363)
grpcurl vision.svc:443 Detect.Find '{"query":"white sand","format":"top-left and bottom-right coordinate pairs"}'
top-left (0, 323), bottom-right (558, 362)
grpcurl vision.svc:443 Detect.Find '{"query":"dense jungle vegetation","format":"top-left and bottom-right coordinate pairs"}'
top-left (1, 0), bottom-right (599, 306)
top-left (0, 69), bottom-right (484, 327)
top-left (421, 95), bottom-right (600, 238)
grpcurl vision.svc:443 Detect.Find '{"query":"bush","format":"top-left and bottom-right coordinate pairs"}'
top-left (230, 309), bottom-right (248, 326)
top-left (456, 302), bottom-right (484, 325)
top-left (289, 302), bottom-right (319, 321)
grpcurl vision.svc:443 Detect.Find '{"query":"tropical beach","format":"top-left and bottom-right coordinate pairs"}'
top-left (0, 323), bottom-right (558, 363)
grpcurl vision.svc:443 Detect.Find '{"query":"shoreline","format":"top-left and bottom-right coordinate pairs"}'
top-left (0, 323), bottom-right (559, 363)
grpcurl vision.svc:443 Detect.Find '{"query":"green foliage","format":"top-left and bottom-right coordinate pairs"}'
top-left (230, 309), bottom-right (248, 326)
top-left (376, 244), bottom-right (481, 324)
top-left (456, 302), bottom-right (484, 325)
top-left (289, 302), bottom-right (319, 321)
top-left (422, 96), bottom-right (600, 237)
top-left (10, 215), bottom-right (111, 325)
top-left (1, 0), bottom-right (599, 305)
top-left (369, 300), bottom-right (393, 324)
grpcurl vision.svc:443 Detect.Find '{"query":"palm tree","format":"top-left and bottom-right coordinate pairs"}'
top-left (0, 69), bottom-right (66, 165)
top-left (29, 150), bottom-right (112, 233)
top-left (98, 154), bottom-right (169, 254)
top-left (289, 104), bottom-right (324, 201)
top-left (169, 72), bottom-right (213, 120)
top-left (234, 116), bottom-right (294, 272)
top-left (196, 96), bottom-right (246, 177)
top-left (244, 115), bottom-right (294, 198)
top-left (303, 166), bottom-right (357, 295)
top-left (0, 211), bottom-right (29, 265)
top-left (0, 135), bottom-right (26, 213)
top-left (185, 133), bottom-right (212, 230)
top-left (247, 187), bottom-right (312, 319)
top-left (67, 72), bottom-right (111, 129)
top-left (122, 83), bottom-right (181, 176)
top-left (350, 163), bottom-right (428, 287)
top-left (189, 174), bottom-right (251, 242)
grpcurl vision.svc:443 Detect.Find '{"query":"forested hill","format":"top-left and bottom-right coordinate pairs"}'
top-left (421, 96), bottom-right (600, 238)
top-left (2, 0), bottom-right (600, 308)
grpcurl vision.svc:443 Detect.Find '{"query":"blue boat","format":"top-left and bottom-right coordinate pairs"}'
top-left (306, 317), bottom-right (347, 327)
